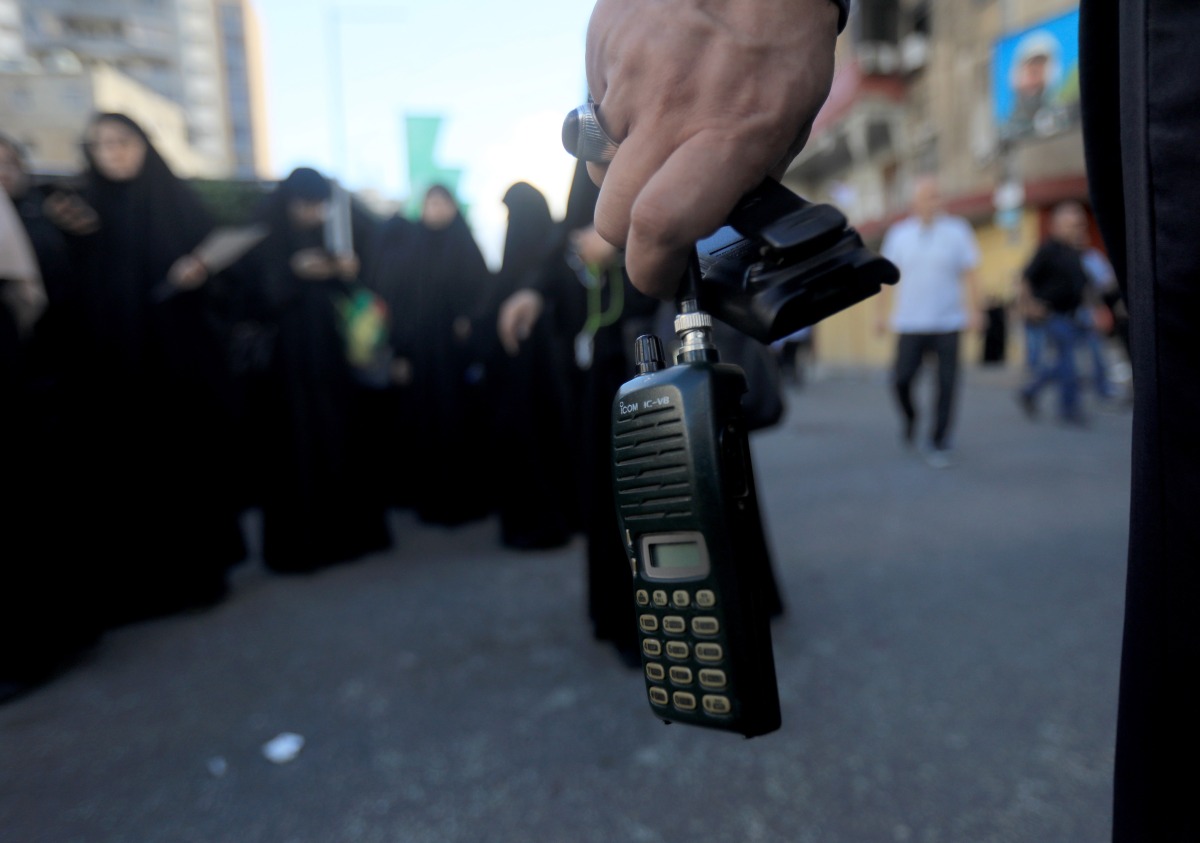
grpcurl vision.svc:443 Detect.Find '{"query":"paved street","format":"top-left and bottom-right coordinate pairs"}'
top-left (0, 367), bottom-right (1131, 843)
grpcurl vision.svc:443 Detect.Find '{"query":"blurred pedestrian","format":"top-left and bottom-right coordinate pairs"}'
top-left (1016, 201), bottom-right (1090, 425)
top-left (876, 176), bottom-right (981, 468)
top-left (0, 177), bottom-right (96, 701)
top-left (65, 113), bottom-right (245, 625)
top-left (489, 182), bottom-right (575, 549)
top-left (228, 167), bottom-right (389, 573)
top-left (373, 185), bottom-right (494, 526)
top-left (540, 162), bottom-right (660, 665)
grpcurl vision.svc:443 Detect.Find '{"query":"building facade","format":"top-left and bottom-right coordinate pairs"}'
top-left (2, 0), bottom-right (266, 178)
top-left (784, 0), bottom-right (1087, 368)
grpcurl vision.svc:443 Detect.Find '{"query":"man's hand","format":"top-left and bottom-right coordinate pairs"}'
top-left (585, 0), bottom-right (839, 298)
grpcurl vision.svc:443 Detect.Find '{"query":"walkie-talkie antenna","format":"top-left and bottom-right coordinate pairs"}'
top-left (677, 249), bottom-right (703, 314)
top-left (675, 249), bottom-right (718, 363)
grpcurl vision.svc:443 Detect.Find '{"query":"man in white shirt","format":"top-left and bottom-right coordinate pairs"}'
top-left (877, 177), bottom-right (981, 467)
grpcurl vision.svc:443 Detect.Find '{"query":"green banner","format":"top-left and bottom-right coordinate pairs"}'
top-left (404, 114), bottom-right (464, 219)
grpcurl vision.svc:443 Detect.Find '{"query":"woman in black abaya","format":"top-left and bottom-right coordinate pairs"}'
top-left (489, 182), bottom-right (576, 548)
top-left (369, 185), bottom-right (494, 526)
top-left (1, 136), bottom-right (100, 694)
top-left (71, 113), bottom-right (245, 625)
top-left (232, 167), bottom-right (389, 573)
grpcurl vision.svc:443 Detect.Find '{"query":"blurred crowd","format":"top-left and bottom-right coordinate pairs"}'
top-left (0, 111), bottom-right (1129, 702)
top-left (0, 112), bottom-right (681, 699)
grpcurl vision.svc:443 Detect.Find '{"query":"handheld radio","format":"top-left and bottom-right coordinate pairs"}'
top-left (613, 255), bottom-right (780, 738)
top-left (611, 183), bottom-right (897, 737)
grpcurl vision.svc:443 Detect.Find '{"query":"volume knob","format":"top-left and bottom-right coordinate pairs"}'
top-left (634, 334), bottom-right (666, 374)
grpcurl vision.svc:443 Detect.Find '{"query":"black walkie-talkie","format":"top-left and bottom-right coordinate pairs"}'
top-left (611, 182), bottom-right (897, 737)
top-left (612, 255), bottom-right (782, 739)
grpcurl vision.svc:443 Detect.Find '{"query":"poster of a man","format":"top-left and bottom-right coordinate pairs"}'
top-left (994, 10), bottom-right (1081, 144)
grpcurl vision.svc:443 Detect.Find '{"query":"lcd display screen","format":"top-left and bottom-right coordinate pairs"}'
top-left (649, 541), bottom-right (702, 569)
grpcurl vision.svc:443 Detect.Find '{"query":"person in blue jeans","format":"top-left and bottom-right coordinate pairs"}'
top-left (1017, 202), bottom-right (1091, 424)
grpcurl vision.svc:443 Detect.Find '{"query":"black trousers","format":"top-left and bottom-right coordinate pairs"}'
top-left (891, 331), bottom-right (960, 450)
top-left (1081, 2), bottom-right (1200, 839)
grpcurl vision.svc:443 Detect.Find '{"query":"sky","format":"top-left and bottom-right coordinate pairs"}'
top-left (253, 0), bottom-right (597, 266)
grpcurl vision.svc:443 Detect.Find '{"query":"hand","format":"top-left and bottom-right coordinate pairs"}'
top-left (167, 254), bottom-right (209, 290)
top-left (966, 309), bottom-right (984, 333)
top-left (1021, 298), bottom-right (1049, 322)
top-left (291, 248), bottom-right (336, 281)
top-left (390, 356), bottom-right (413, 386)
top-left (43, 192), bottom-right (100, 236)
top-left (585, 0), bottom-right (839, 298)
top-left (335, 253), bottom-right (360, 281)
top-left (453, 315), bottom-right (473, 342)
top-left (497, 289), bottom-right (545, 356)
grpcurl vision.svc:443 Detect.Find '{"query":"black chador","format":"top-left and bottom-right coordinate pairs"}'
top-left (230, 167), bottom-right (389, 573)
top-left (489, 182), bottom-right (576, 549)
top-left (1, 136), bottom-right (100, 690)
top-left (368, 185), bottom-right (494, 526)
top-left (71, 113), bottom-right (245, 625)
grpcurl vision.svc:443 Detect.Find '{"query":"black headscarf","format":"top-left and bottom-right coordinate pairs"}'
top-left (498, 182), bottom-right (555, 293)
top-left (253, 166), bottom-right (331, 261)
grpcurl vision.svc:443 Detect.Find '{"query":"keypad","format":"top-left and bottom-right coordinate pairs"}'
top-left (636, 585), bottom-right (732, 719)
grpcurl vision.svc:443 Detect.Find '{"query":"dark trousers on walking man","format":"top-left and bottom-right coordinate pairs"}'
top-left (892, 331), bottom-right (959, 453)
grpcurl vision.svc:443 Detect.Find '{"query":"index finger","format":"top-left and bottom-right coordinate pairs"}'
top-left (620, 130), bottom-right (775, 299)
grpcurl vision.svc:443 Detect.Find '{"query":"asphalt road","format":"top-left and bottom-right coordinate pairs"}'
top-left (0, 367), bottom-right (1131, 843)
